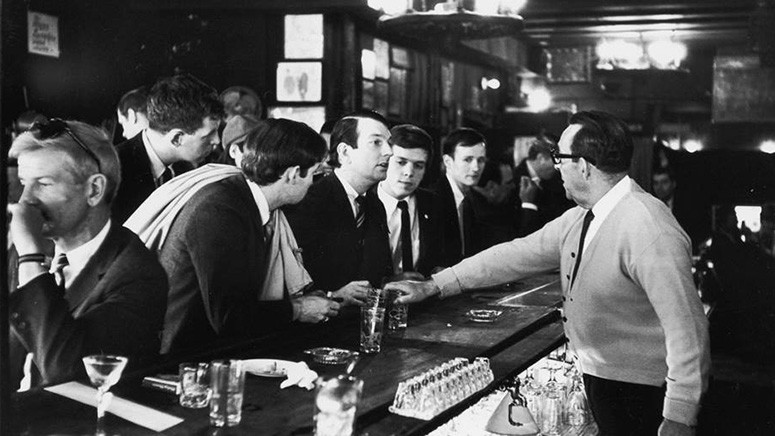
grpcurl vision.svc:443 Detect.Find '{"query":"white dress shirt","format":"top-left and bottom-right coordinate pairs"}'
top-left (246, 179), bottom-right (271, 226)
top-left (585, 175), bottom-right (632, 250)
top-left (377, 183), bottom-right (420, 273)
top-left (51, 219), bottom-right (112, 289)
top-left (334, 168), bottom-right (362, 219)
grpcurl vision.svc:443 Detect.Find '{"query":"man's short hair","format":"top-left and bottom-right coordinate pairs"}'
top-left (389, 124), bottom-right (433, 162)
top-left (568, 111), bottom-right (633, 174)
top-left (10, 120), bottom-right (121, 204)
top-left (241, 118), bottom-right (327, 185)
top-left (328, 110), bottom-right (389, 168)
top-left (652, 166), bottom-right (676, 181)
top-left (442, 127), bottom-right (486, 157)
top-left (527, 135), bottom-right (555, 161)
top-left (117, 86), bottom-right (149, 117)
top-left (146, 74), bottom-right (224, 134)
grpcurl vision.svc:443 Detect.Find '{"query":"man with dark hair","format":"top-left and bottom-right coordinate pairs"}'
top-left (133, 118), bottom-right (339, 354)
top-left (515, 135), bottom-right (575, 236)
top-left (7, 119), bottom-right (167, 388)
top-left (652, 166), bottom-right (677, 210)
top-left (286, 110), bottom-right (393, 306)
top-left (432, 127), bottom-right (490, 266)
top-left (116, 86), bottom-right (150, 141)
top-left (389, 111), bottom-right (709, 436)
top-left (377, 124), bottom-right (443, 276)
top-left (112, 74), bottom-right (224, 223)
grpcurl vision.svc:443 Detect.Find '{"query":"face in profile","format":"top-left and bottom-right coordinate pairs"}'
top-left (556, 124), bottom-right (586, 204)
top-left (117, 110), bottom-right (148, 140)
top-left (383, 146), bottom-right (428, 200)
top-left (341, 118), bottom-right (392, 186)
top-left (177, 116), bottom-right (221, 163)
top-left (444, 142), bottom-right (486, 189)
top-left (17, 148), bottom-right (93, 240)
top-left (652, 173), bottom-right (676, 202)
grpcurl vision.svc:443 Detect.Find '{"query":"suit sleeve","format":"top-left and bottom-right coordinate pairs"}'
top-left (9, 260), bottom-right (168, 386)
top-left (183, 196), bottom-right (292, 336)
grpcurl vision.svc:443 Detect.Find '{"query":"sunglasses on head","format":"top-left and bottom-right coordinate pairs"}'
top-left (28, 118), bottom-right (102, 173)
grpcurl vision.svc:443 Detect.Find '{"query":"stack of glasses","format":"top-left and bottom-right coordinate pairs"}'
top-left (390, 357), bottom-right (494, 420)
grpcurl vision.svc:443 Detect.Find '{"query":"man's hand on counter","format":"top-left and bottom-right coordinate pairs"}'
top-left (658, 418), bottom-right (695, 436)
top-left (386, 279), bottom-right (440, 304)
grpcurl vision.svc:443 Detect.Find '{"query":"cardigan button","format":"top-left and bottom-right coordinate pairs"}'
top-left (571, 252), bottom-right (575, 258)
top-left (562, 316), bottom-right (568, 322)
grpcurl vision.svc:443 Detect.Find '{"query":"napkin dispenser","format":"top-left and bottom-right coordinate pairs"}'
top-left (485, 380), bottom-right (539, 435)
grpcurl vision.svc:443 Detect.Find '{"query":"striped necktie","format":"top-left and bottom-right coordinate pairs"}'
top-left (355, 195), bottom-right (366, 228)
top-left (51, 253), bottom-right (69, 289)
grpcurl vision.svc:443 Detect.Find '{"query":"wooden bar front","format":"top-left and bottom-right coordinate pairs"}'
top-left (12, 275), bottom-right (565, 435)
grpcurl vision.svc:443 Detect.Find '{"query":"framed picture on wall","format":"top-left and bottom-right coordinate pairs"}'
top-left (391, 47), bottom-right (411, 69)
top-left (545, 46), bottom-right (592, 83)
top-left (284, 14), bottom-right (324, 59)
top-left (388, 68), bottom-right (406, 116)
top-left (374, 80), bottom-right (389, 116)
top-left (276, 62), bottom-right (322, 102)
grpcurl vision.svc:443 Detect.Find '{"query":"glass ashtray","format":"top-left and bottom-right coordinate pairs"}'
top-left (466, 309), bottom-right (503, 323)
top-left (304, 347), bottom-right (358, 365)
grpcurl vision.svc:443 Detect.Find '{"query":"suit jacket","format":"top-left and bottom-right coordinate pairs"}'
top-left (113, 134), bottom-right (192, 223)
top-left (284, 173), bottom-right (392, 292)
top-left (382, 188), bottom-right (444, 277)
top-left (158, 174), bottom-right (293, 354)
top-left (514, 161), bottom-right (575, 236)
top-left (432, 175), bottom-right (516, 267)
top-left (8, 224), bottom-right (168, 387)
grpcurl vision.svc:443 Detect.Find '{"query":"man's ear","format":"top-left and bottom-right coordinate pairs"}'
top-left (165, 129), bottom-right (186, 147)
top-left (336, 142), bottom-right (350, 165)
top-left (228, 143), bottom-right (242, 160)
top-left (85, 173), bottom-right (108, 206)
top-left (442, 154), bottom-right (453, 170)
top-left (126, 109), bottom-right (138, 125)
top-left (284, 165), bottom-right (302, 183)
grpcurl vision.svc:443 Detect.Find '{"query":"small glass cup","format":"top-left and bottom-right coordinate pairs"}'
top-left (386, 288), bottom-right (408, 331)
top-left (360, 306), bottom-right (386, 354)
top-left (314, 375), bottom-right (364, 436)
top-left (179, 362), bottom-right (211, 408)
top-left (209, 360), bottom-right (245, 427)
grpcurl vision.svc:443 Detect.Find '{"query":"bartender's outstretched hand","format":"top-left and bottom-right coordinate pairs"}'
top-left (658, 418), bottom-right (695, 436)
top-left (385, 279), bottom-right (440, 304)
top-left (293, 295), bottom-right (340, 323)
top-left (331, 280), bottom-right (371, 307)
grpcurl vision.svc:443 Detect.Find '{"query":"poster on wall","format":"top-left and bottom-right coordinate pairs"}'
top-left (545, 47), bottom-right (591, 83)
top-left (284, 14), bottom-right (324, 59)
top-left (28, 11), bottom-right (59, 58)
top-left (374, 39), bottom-right (390, 79)
top-left (276, 62), bottom-right (322, 102)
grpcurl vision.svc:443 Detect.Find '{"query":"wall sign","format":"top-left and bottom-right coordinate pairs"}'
top-left (28, 12), bottom-right (60, 58)
top-left (276, 62), bottom-right (322, 102)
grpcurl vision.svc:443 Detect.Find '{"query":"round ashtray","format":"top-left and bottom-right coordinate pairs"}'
top-left (466, 309), bottom-right (503, 323)
top-left (304, 347), bottom-right (358, 365)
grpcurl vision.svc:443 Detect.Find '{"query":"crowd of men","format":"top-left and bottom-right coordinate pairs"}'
top-left (8, 73), bottom-right (708, 436)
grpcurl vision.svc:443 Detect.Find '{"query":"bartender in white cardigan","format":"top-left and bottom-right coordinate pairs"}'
top-left (387, 111), bottom-right (709, 436)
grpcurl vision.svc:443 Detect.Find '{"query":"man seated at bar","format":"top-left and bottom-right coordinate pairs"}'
top-left (432, 128), bottom-right (489, 267)
top-left (377, 124), bottom-right (443, 277)
top-left (388, 111), bottom-right (709, 436)
top-left (285, 110), bottom-right (393, 307)
top-left (112, 74), bottom-right (223, 223)
top-left (115, 85), bottom-right (150, 141)
top-left (7, 119), bottom-right (168, 389)
top-left (154, 119), bottom-right (339, 354)
top-left (515, 135), bottom-right (575, 236)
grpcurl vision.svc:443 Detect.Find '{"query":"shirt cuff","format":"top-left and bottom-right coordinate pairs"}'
top-left (431, 268), bottom-right (463, 299)
top-left (663, 396), bottom-right (700, 426)
top-left (522, 202), bottom-right (538, 211)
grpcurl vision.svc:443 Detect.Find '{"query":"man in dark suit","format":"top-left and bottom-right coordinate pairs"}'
top-left (112, 74), bottom-right (223, 223)
top-left (7, 119), bottom-right (167, 389)
top-left (377, 124), bottom-right (443, 277)
top-left (157, 119), bottom-right (339, 354)
top-left (515, 136), bottom-right (575, 236)
top-left (285, 111), bottom-right (393, 306)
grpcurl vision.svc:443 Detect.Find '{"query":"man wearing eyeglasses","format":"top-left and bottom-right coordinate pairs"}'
top-left (7, 120), bottom-right (168, 389)
top-left (388, 111), bottom-right (709, 436)
top-left (112, 74), bottom-right (223, 223)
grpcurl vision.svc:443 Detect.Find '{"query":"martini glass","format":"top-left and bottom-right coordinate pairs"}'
top-left (82, 355), bottom-right (128, 435)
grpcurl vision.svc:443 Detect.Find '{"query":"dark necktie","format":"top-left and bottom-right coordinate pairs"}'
top-left (157, 166), bottom-right (174, 187)
top-left (355, 195), bottom-right (366, 229)
top-left (397, 200), bottom-right (414, 272)
top-left (570, 210), bottom-right (595, 288)
top-left (51, 253), bottom-right (69, 289)
top-left (461, 195), bottom-right (474, 257)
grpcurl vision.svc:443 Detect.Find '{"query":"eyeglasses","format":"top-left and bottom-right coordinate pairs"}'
top-left (28, 118), bottom-right (102, 173)
top-left (550, 149), bottom-right (596, 167)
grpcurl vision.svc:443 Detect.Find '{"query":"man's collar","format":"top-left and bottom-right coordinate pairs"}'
top-left (591, 175), bottom-right (632, 220)
top-left (54, 219), bottom-right (112, 272)
top-left (377, 182), bottom-right (414, 213)
top-left (142, 130), bottom-right (168, 179)
top-left (246, 179), bottom-right (271, 226)
top-left (334, 168), bottom-right (361, 200)
top-left (445, 172), bottom-right (466, 207)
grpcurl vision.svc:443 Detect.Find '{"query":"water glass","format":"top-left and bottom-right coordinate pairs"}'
top-left (179, 362), bottom-right (211, 408)
top-left (209, 360), bottom-right (245, 427)
top-left (314, 375), bottom-right (363, 436)
top-left (386, 288), bottom-right (408, 331)
top-left (360, 306), bottom-right (386, 354)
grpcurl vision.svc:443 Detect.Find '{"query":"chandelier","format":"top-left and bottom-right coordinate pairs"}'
top-left (371, 0), bottom-right (525, 41)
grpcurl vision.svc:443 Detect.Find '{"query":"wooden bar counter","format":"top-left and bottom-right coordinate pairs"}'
top-left (12, 274), bottom-right (565, 435)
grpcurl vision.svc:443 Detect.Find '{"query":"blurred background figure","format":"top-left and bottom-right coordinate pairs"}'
top-left (220, 85), bottom-right (263, 121)
top-left (116, 86), bottom-right (150, 141)
top-left (218, 114), bottom-right (260, 166)
top-left (652, 166), bottom-right (677, 210)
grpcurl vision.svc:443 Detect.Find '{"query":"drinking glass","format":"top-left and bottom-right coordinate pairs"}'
top-left (179, 362), bottom-right (211, 408)
top-left (82, 355), bottom-right (128, 435)
top-left (360, 306), bottom-right (386, 353)
top-left (209, 360), bottom-right (246, 427)
top-left (314, 375), bottom-right (363, 436)
top-left (539, 367), bottom-right (564, 436)
top-left (565, 376), bottom-right (589, 428)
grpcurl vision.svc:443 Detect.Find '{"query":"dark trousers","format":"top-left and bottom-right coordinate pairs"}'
top-left (583, 374), bottom-right (665, 436)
